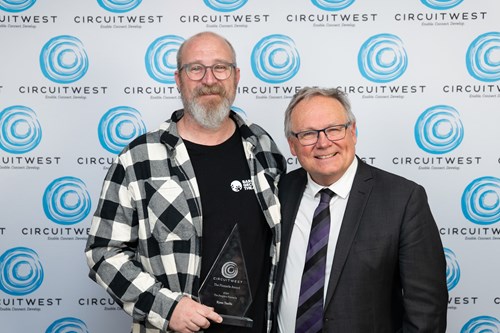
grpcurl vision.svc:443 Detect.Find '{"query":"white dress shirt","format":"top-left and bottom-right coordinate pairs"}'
top-left (277, 158), bottom-right (358, 333)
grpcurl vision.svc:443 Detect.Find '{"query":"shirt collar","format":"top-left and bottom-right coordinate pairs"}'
top-left (306, 157), bottom-right (358, 200)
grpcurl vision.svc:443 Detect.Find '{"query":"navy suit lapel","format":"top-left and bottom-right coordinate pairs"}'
top-left (280, 169), bottom-right (307, 250)
top-left (274, 168), bottom-right (307, 315)
top-left (325, 159), bottom-right (374, 306)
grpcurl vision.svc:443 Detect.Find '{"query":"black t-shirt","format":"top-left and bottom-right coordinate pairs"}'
top-left (185, 127), bottom-right (271, 333)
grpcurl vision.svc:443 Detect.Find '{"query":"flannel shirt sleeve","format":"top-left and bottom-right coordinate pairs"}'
top-left (84, 155), bottom-right (181, 332)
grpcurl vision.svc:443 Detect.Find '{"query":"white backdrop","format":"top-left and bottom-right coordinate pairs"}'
top-left (1, 0), bottom-right (499, 332)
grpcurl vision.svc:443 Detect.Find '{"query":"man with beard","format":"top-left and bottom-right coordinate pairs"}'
top-left (85, 31), bottom-right (286, 333)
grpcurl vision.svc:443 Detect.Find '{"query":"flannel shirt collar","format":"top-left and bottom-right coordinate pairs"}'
top-left (159, 109), bottom-right (257, 151)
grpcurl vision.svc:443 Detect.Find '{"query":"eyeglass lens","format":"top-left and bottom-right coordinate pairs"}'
top-left (297, 125), bottom-right (348, 145)
top-left (185, 63), bottom-right (232, 81)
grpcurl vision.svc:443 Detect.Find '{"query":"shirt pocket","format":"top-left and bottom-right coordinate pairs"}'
top-left (145, 178), bottom-right (195, 243)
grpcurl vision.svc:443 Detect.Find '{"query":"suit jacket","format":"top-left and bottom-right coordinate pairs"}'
top-left (273, 157), bottom-right (448, 332)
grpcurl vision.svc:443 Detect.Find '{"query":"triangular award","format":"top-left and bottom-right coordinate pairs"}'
top-left (198, 224), bottom-right (253, 328)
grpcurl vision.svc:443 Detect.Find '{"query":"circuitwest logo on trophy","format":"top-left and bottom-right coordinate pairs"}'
top-left (198, 224), bottom-right (253, 327)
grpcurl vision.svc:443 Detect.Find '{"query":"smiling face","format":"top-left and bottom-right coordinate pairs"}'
top-left (288, 95), bottom-right (357, 186)
top-left (175, 32), bottom-right (240, 129)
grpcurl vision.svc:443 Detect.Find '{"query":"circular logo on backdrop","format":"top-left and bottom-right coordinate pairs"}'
top-left (466, 32), bottom-right (500, 82)
top-left (0, 105), bottom-right (42, 154)
top-left (414, 105), bottom-right (464, 155)
top-left (0, 0), bottom-right (35, 12)
top-left (358, 33), bottom-right (408, 83)
top-left (98, 106), bottom-right (147, 154)
top-left (461, 316), bottom-right (500, 333)
top-left (145, 35), bottom-right (184, 84)
top-left (462, 176), bottom-right (500, 225)
top-left (43, 176), bottom-right (92, 225)
top-left (46, 317), bottom-right (90, 333)
top-left (40, 35), bottom-right (89, 84)
top-left (97, 0), bottom-right (142, 13)
top-left (311, 0), bottom-right (355, 11)
top-left (420, 0), bottom-right (463, 10)
top-left (221, 262), bottom-right (238, 279)
top-left (203, 0), bottom-right (247, 12)
top-left (0, 247), bottom-right (44, 296)
top-left (251, 34), bottom-right (301, 84)
top-left (444, 248), bottom-right (460, 291)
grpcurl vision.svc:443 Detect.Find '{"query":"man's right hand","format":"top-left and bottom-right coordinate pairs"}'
top-left (168, 296), bottom-right (223, 333)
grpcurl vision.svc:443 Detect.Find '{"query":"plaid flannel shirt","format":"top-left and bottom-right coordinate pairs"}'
top-left (85, 110), bottom-right (286, 333)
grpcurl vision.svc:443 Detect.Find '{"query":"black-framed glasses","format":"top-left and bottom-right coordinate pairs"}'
top-left (292, 122), bottom-right (351, 146)
top-left (180, 62), bottom-right (236, 81)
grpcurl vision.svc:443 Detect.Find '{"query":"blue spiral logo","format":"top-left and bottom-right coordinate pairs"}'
top-left (46, 317), bottom-right (90, 333)
top-left (358, 33), bottom-right (408, 83)
top-left (414, 105), bottom-right (464, 154)
top-left (466, 32), bottom-right (500, 82)
top-left (251, 35), bottom-right (301, 84)
top-left (0, 105), bottom-right (42, 154)
top-left (444, 248), bottom-right (460, 291)
top-left (145, 35), bottom-right (184, 84)
top-left (98, 106), bottom-right (146, 154)
top-left (420, 0), bottom-right (463, 10)
top-left (97, 0), bottom-right (141, 13)
top-left (0, 247), bottom-right (44, 296)
top-left (461, 316), bottom-right (500, 333)
top-left (43, 176), bottom-right (92, 225)
top-left (0, 0), bottom-right (36, 12)
top-left (462, 176), bottom-right (500, 225)
top-left (203, 0), bottom-right (247, 12)
top-left (40, 35), bottom-right (89, 84)
top-left (311, 0), bottom-right (355, 11)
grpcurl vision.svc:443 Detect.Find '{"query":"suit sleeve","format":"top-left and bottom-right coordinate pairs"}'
top-left (399, 184), bottom-right (448, 332)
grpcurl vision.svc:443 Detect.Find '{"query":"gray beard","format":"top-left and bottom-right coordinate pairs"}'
top-left (184, 96), bottom-right (231, 130)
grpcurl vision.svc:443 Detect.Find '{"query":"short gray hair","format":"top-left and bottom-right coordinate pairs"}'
top-left (284, 87), bottom-right (356, 138)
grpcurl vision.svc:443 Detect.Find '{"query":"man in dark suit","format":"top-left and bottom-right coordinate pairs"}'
top-left (273, 87), bottom-right (448, 332)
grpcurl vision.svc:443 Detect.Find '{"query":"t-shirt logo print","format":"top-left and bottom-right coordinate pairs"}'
top-left (230, 180), bottom-right (243, 192)
top-left (230, 179), bottom-right (254, 192)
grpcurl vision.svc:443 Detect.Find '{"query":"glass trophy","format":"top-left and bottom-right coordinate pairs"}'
top-left (198, 224), bottom-right (253, 328)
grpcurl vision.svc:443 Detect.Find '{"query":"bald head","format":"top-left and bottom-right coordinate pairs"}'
top-left (176, 31), bottom-right (237, 70)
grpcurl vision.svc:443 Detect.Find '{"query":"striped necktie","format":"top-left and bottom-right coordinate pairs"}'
top-left (295, 188), bottom-right (335, 333)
